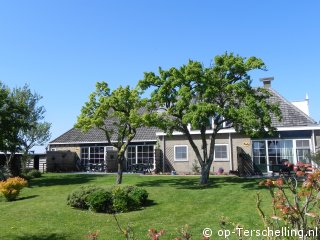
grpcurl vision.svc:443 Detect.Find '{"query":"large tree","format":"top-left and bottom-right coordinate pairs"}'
top-left (15, 85), bottom-right (51, 168)
top-left (75, 82), bottom-right (146, 184)
top-left (0, 82), bottom-right (51, 176)
top-left (139, 53), bottom-right (281, 185)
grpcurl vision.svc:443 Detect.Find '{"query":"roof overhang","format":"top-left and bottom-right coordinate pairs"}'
top-left (156, 125), bottom-right (320, 136)
top-left (48, 139), bottom-right (157, 145)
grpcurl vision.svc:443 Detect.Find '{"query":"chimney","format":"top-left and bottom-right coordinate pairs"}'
top-left (260, 77), bottom-right (274, 88)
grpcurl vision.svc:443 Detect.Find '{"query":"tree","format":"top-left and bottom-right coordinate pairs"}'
top-left (0, 82), bottom-right (51, 176)
top-left (0, 83), bottom-right (29, 175)
top-left (139, 53), bottom-right (281, 185)
top-left (16, 85), bottom-right (51, 168)
top-left (75, 82), bottom-right (146, 184)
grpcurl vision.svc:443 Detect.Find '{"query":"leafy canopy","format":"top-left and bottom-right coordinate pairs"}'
top-left (139, 52), bottom-right (281, 138)
top-left (76, 82), bottom-right (146, 149)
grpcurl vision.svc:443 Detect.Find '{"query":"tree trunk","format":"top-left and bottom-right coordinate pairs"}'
top-left (116, 157), bottom-right (123, 184)
top-left (200, 163), bottom-right (211, 185)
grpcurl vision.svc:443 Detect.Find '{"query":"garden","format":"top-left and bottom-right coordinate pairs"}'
top-left (0, 173), bottom-right (271, 240)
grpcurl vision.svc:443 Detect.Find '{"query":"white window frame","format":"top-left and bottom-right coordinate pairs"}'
top-left (252, 138), bottom-right (312, 172)
top-left (214, 144), bottom-right (229, 162)
top-left (126, 145), bottom-right (156, 170)
top-left (174, 145), bottom-right (188, 162)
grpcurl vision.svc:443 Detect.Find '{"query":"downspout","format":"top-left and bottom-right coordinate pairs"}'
top-left (312, 130), bottom-right (316, 153)
top-left (229, 133), bottom-right (233, 171)
top-left (312, 130), bottom-right (316, 168)
top-left (162, 135), bottom-right (166, 173)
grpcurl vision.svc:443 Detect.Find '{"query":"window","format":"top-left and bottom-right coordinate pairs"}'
top-left (214, 145), bottom-right (228, 161)
top-left (80, 146), bottom-right (105, 165)
top-left (267, 140), bottom-right (293, 165)
top-left (174, 145), bottom-right (188, 161)
top-left (81, 147), bottom-right (89, 165)
top-left (252, 141), bottom-right (266, 165)
top-left (126, 145), bottom-right (155, 169)
top-left (296, 140), bottom-right (311, 163)
top-left (252, 139), bottom-right (312, 172)
top-left (127, 146), bottom-right (136, 167)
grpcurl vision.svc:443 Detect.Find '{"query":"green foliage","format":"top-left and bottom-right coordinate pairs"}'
top-left (86, 189), bottom-right (113, 213)
top-left (258, 167), bottom-right (320, 239)
top-left (67, 184), bottom-right (149, 213)
top-left (139, 53), bottom-right (281, 184)
top-left (0, 81), bottom-right (51, 176)
top-left (111, 185), bottom-right (148, 212)
top-left (22, 169), bottom-right (42, 180)
top-left (127, 185), bottom-right (148, 206)
top-left (67, 185), bottom-right (104, 209)
top-left (308, 150), bottom-right (320, 167)
top-left (0, 166), bottom-right (10, 181)
top-left (111, 186), bottom-right (131, 212)
top-left (75, 82), bottom-right (148, 184)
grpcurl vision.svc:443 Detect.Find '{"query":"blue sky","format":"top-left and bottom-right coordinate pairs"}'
top-left (1, 1), bottom-right (319, 152)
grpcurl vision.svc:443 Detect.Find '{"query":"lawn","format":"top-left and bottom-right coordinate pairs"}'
top-left (0, 173), bottom-right (271, 240)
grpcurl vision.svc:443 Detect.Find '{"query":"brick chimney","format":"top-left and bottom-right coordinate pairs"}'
top-left (260, 77), bottom-right (274, 88)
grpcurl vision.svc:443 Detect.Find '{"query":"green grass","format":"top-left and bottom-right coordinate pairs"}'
top-left (0, 173), bottom-right (272, 240)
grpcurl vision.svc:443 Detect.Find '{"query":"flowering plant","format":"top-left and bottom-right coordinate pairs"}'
top-left (0, 177), bottom-right (28, 201)
top-left (258, 163), bottom-right (320, 239)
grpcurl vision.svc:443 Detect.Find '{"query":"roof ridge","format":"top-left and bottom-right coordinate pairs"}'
top-left (268, 88), bottom-right (317, 124)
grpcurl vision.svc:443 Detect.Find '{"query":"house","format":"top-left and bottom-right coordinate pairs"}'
top-left (48, 78), bottom-right (320, 174)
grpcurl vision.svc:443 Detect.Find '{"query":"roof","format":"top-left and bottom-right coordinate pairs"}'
top-left (50, 125), bottom-right (159, 144)
top-left (50, 88), bottom-right (318, 144)
top-left (267, 88), bottom-right (317, 127)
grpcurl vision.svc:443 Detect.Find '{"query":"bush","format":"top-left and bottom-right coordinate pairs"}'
top-left (67, 185), bottom-right (104, 209)
top-left (0, 177), bottom-right (28, 201)
top-left (112, 185), bottom-right (149, 212)
top-left (27, 169), bottom-right (42, 178)
top-left (127, 186), bottom-right (148, 206)
top-left (67, 185), bottom-right (149, 213)
top-left (111, 186), bottom-right (131, 212)
top-left (86, 189), bottom-right (113, 213)
top-left (21, 169), bottom-right (42, 180)
top-left (0, 166), bottom-right (10, 181)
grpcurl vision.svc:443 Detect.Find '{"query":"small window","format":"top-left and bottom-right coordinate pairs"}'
top-left (51, 148), bottom-right (56, 151)
top-left (296, 140), bottom-right (310, 148)
top-left (174, 145), bottom-right (188, 161)
top-left (214, 145), bottom-right (228, 161)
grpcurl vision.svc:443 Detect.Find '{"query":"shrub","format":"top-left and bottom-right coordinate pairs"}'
top-left (67, 185), bottom-right (104, 209)
top-left (86, 189), bottom-right (113, 213)
top-left (68, 185), bottom-right (149, 213)
top-left (111, 186), bottom-right (131, 212)
top-left (27, 169), bottom-right (42, 178)
top-left (112, 185), bottom-right (149, 212)
top-left (258, 164), bottom-right (320, 238)
top-left (21, 169), bottom-right (42, 180)
top-left (127, 186), bottom-right (148, 206)
top-left (0, 166), bottom-right (10, 181)
top-left (0, 177), bottom-right (28, 201)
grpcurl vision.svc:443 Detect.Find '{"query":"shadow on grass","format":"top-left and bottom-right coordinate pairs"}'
top-left (136, 176), bottom-right (264, 190)
top-left (13, 233), bottom-right (68, 240)
top-left (17, 195), bottom-right (38, 201)
top-left (30, 174), bottom-right (106, 187)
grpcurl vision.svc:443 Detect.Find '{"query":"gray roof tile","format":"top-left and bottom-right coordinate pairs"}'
top-left (51, 88), bottom-right (318, 144)
top-left (267, 88), bottom-right (316, 127)
top-left (50, 125), bottom-right (159, 144)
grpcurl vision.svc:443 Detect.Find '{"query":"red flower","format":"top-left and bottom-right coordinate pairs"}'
top-left (296, 171), bottom-right (305, 177)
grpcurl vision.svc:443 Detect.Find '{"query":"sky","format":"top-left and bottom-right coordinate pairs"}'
top-left (0, 1), bottom-right (320, 153)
